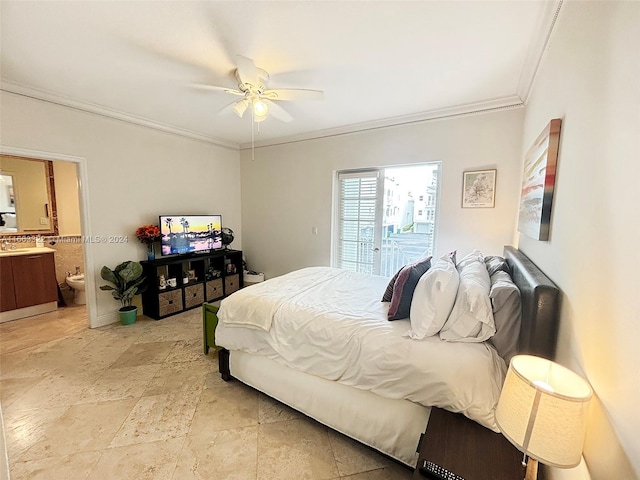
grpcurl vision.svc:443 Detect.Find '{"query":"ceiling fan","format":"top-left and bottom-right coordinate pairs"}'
top-left (193, 55), bottom-right (324, 123)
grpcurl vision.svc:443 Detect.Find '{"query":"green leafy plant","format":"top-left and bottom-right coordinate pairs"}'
top-left (100, 261), bottom-right (147, 310)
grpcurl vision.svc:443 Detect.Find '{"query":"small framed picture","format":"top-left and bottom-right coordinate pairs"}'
top-left (226, 263), bottom-right (237, 274)
top-left (187, 269), bottom-right (196, 280)
top-left (462, 169), bottom-right (497, 208)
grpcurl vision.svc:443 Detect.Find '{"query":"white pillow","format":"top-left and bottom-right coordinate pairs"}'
top-left (405, 254), bottom-right (459, 339)
top-left (456, 249), bottom-right (484, 269)
top-left (440, 257), bottom-right (495, 343)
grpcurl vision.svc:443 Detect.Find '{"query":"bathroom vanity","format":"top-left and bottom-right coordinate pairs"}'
top-left (0, 247), bottom-right (58, 322)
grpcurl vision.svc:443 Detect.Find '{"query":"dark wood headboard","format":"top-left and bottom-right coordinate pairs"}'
top-left (504, 246), bottom-right (559, 360)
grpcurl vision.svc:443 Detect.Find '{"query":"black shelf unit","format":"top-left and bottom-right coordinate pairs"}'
top-left (141, 249), bottom-right (243, 320)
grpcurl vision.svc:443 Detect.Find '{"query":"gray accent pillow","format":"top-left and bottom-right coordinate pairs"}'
top-left (487, 270), bottom-right (521, 363)
top-left (484, 256), bottom-right (511, 277)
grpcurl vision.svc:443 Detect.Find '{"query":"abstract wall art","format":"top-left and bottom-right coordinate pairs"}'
top-left (518, 119), bottom-right (562, 241)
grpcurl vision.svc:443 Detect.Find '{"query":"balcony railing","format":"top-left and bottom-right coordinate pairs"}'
top-left (380, 234), bottom-right (433, 277)
top-left (340, 233), bottom-right (434, 277)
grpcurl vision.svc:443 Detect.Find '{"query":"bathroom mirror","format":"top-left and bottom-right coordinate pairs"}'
top-left (0, 155), bottom-right (59, 236)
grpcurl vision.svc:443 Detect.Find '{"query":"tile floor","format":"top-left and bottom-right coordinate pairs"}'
top-left (0, 306), bottom-right (414, 480)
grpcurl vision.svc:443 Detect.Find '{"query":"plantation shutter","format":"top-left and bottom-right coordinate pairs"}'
top-left (336, 170), bottom-right (383, 275)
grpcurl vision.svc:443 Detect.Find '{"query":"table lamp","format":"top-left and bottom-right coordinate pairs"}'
top-left (496, 355), bottom-right (592, 480)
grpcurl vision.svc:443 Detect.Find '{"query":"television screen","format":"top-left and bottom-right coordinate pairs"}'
top-left (159, 215), bottom-right (222, 255)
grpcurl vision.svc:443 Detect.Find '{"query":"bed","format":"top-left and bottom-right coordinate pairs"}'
top-left (214, 246), bottom-right (559, 467)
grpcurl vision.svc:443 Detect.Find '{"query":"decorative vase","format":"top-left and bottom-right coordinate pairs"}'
top-left (147, 243), bottom-right (155, 261)
top-left (119, 306), bottom-right (137, 325)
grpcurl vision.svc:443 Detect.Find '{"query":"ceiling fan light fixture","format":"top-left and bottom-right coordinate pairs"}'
top-left (253, 113), bottom-right (268, 123)
top-left (253, 98), bottom-right (269, 119)
top-left (232, 99), bottom-right (250, 117)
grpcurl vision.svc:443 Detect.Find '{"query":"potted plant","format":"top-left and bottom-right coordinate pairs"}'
top-left (100, 261), bottom-right (147, 325)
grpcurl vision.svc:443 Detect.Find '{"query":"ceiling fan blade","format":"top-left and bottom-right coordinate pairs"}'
top-left (235, 55), bottom-right (260, 86)
top-left (262, 99), bottom-right (293, 123)
top-left (262, 89), bottom-right (324, 102)
top-left (190, 84), bottom-right (245, 96)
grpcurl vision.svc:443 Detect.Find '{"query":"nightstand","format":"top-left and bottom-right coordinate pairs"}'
top-left (413, 408), bottom-right (544, 480)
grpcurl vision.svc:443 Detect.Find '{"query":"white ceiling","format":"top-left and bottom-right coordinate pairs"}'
top-left (0, 1), bottom-right (560, 149)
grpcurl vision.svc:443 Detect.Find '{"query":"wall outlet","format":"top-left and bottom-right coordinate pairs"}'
top-left (312, 226), bottom-right (318, 235)
top-left (40, 217), bottom-right (49, 225)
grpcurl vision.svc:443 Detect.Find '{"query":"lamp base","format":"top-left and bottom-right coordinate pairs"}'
top-left (525, 458), bottom-right (539, 480)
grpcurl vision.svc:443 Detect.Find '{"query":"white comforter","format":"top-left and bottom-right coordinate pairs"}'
top-left (216, 267), bottom-right (507, 430)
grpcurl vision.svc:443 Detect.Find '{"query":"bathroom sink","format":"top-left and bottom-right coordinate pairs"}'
top-left (67, 274), bottom-right (85, 282)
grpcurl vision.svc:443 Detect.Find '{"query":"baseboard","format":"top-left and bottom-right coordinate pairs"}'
top-left (93, 311), bottom-right (119, 328)
top-left (0, 301), bottom-right (57, 323)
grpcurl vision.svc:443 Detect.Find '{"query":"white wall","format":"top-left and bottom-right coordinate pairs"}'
top-left (0, 91), bottom-right (242, 327)
top-left (517, 2), bottom-right (639, 479)
top-left (240, 109), bottom-right (524, 279)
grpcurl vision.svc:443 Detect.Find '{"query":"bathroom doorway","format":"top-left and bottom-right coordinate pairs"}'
top-left (0, 146), bottom-right (94, 327)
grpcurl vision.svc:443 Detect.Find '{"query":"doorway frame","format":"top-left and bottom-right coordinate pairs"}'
top-left (0, 145), bottom-right (96, 328)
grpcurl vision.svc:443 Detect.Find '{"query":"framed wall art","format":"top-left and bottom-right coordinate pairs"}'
top-left (462, 169), bottom-right (497, 208)
top-left (518, 118), bottom-right (562, 241)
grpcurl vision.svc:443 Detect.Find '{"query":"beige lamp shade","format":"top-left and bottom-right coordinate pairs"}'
top-left (496, 355), bottom-right (592, 468)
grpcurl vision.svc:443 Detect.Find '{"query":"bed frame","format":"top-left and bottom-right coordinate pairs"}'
top-left (217, 246), bottom-right (559, 466)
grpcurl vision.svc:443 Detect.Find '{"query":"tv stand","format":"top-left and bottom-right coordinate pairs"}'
top-left (141, 249), bottom-right (243, 320)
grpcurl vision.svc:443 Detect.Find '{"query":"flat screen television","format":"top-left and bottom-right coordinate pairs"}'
top-left (159, 215), bottom-right (222, 256)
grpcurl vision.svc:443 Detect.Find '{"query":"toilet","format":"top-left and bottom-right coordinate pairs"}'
top-left (66, 274), bottom-right (86, 305)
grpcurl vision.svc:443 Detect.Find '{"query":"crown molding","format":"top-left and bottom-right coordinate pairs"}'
top-left (0, 81), bottom-right (239, 151)
top-left (240, 95), bottom-right (525, 150)
top-left (3, 79), bottom-right (525, 153)
top-left (516, 0), bottom-right (564, 105)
